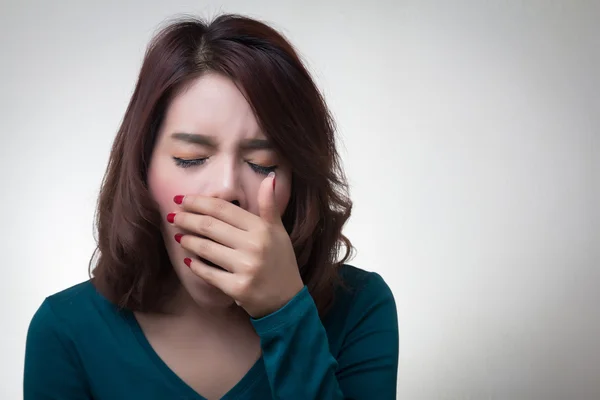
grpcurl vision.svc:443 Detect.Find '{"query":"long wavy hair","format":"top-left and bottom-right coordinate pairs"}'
top-left (90, 13), bottom-right (354, 317)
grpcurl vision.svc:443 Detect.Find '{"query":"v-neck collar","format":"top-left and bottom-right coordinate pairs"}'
top-left (123, 310), bottom-right (265, 399)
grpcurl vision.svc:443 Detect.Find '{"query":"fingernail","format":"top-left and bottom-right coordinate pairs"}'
top-left (269, 171), bottom-right (276, 190)
top-left (174, 233), bottom-right (182, 243)
top-left (174, 195), bottom-right (184, 204)
top-left (184, 258), bottom-right (192, 267)
top-left (167, 213), bottom-right (176, 223)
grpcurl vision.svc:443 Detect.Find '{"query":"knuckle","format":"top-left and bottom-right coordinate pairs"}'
top-left (247, 237), bottom-right (262, 253)
top-left (213, 200), bottom-right (228, 220)
top-left (235, 275), bottom-right (252, 294)
top-left (190, 196), bottom-right (202, 210)
top-left (198, 216), bottom-right (214, 234)
top-left (197, 263), bottom-right (214, 280)
top-left (242, 256), bottom-right (259, 272)
top-left (183, 195), bottom-right (196, 210)
top-left (197, 238), bottom-right (211, 256)
top-left (248, 227), bottom-right (268, 251)
top-left (256, 222), bottom-right (269, 237)
top-left (256, 236), bottom-right (270, 256)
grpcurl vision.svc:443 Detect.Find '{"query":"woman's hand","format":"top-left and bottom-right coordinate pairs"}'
top-left (168, 172), bottom-right (304, 318)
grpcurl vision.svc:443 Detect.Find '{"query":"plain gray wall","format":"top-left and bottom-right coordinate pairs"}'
top-left (1, 0), bottom-right (598, 398)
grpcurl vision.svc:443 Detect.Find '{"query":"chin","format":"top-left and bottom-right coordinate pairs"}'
top-left (178, 266), bottom-right (236, 308)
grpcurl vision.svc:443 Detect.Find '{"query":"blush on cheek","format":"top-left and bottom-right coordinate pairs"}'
top-left (148, 166), bottom-right (186, 224)
top-left (151, 182), bottom-right (180, 215)
top-left (148, 172), bottom-right (189, 260)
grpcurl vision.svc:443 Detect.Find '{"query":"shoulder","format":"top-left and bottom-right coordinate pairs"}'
top-left (322, 264), bottom-right (398, 356)
top-left (336, 264), bottom-right (395, 305)
top-left (41, 280), bottom-right (104, 318)
top-left (326, 264), bottom-right (397, 328)
top-left (45, 280), bottom-right (97, 308)
top-left (28, 280), bottom-right (118, 340)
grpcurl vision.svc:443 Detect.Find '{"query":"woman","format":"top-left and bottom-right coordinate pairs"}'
top-left (24, 14), bottom-right (399, 400)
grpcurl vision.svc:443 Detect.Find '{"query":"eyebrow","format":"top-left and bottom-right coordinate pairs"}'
top-left (171, 133), bottom-right (216, 148)
top-left (170, 133), bottom-right (273, 151)
top-left (240, 138), bottom-right (273, 151)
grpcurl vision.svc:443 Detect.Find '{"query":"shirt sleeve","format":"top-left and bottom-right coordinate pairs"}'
top-left (251, 272), bottom-right (399, 399)
top-left (24, 299), bottom-right (93, 400)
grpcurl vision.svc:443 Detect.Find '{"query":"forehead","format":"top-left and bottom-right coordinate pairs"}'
top-left (161, 73), bottom-right (263, 140)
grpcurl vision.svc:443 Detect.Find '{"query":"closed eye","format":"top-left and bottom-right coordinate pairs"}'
top-left (248, 162), bottom-right (277, 176)
top-left (173, 157), bottom-right (208, 168)
top-left (172, 157), bottom-right (276, 175)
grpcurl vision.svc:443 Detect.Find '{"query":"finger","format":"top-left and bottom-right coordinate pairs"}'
top-left (257, 171), bottom-right (279, 225)
top-left (172, 212), bottom-right (246, 249)
top-left (186, 257), bottom-right (238, 297)
top-left (177, 195), bottom-right (258, 231)
top-left (180, 235), bottom-right (239, 273)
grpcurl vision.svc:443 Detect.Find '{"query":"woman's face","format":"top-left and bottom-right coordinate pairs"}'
top-left (147, 73), bottom-right (292, 308)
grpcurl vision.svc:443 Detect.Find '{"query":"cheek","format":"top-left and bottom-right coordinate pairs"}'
top-left (149, 178), bottom-right (178, 215)
top-left (148, 163), bottom-right (188, 219)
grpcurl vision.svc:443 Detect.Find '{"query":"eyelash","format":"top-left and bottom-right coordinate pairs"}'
top-left (173, 157), bottom-right (207, 168)
top-left (172, 157), bottom-right (277, 176)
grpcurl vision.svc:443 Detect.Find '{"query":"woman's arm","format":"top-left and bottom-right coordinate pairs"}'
top-left (24, 299), bottom-right (92, 400)
top-left (251, 272), bottom-right (399, 399)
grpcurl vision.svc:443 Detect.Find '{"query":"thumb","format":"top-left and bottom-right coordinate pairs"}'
top-left (258, 171), bottom-right (279, 224)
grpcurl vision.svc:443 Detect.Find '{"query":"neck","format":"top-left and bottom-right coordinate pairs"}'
top-left (161, 284), bottom-right (248, 324)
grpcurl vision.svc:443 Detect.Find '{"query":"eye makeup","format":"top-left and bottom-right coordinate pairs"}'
top-left (248, 163), bottom-right (277, 175)
top-left (172, 156), bottom-right (277, 175)
top-left (172, 157), bottom-right (208, 168)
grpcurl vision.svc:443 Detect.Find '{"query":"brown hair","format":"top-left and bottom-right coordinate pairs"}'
top-left (90, 14), bottom-right (354, 317)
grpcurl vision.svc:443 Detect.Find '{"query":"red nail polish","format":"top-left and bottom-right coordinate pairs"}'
top-left (184, 258), bottom-right (192, 267)
top-left (174, 195), bottom-right (184, 204)
top-left (167, 213), bottom-right (176, 223)
top-left (174, 233), bottom-right (182, 243)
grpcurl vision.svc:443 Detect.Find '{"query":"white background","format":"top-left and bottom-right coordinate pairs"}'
top-left (1, 0), bottom-right (599, 399)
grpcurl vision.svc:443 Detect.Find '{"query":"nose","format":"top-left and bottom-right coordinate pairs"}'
top-left (203, 156), bottom-right (245, 208)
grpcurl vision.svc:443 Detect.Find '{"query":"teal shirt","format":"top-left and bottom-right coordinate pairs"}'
top-left (24, 265), bottom-right (398, 399)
